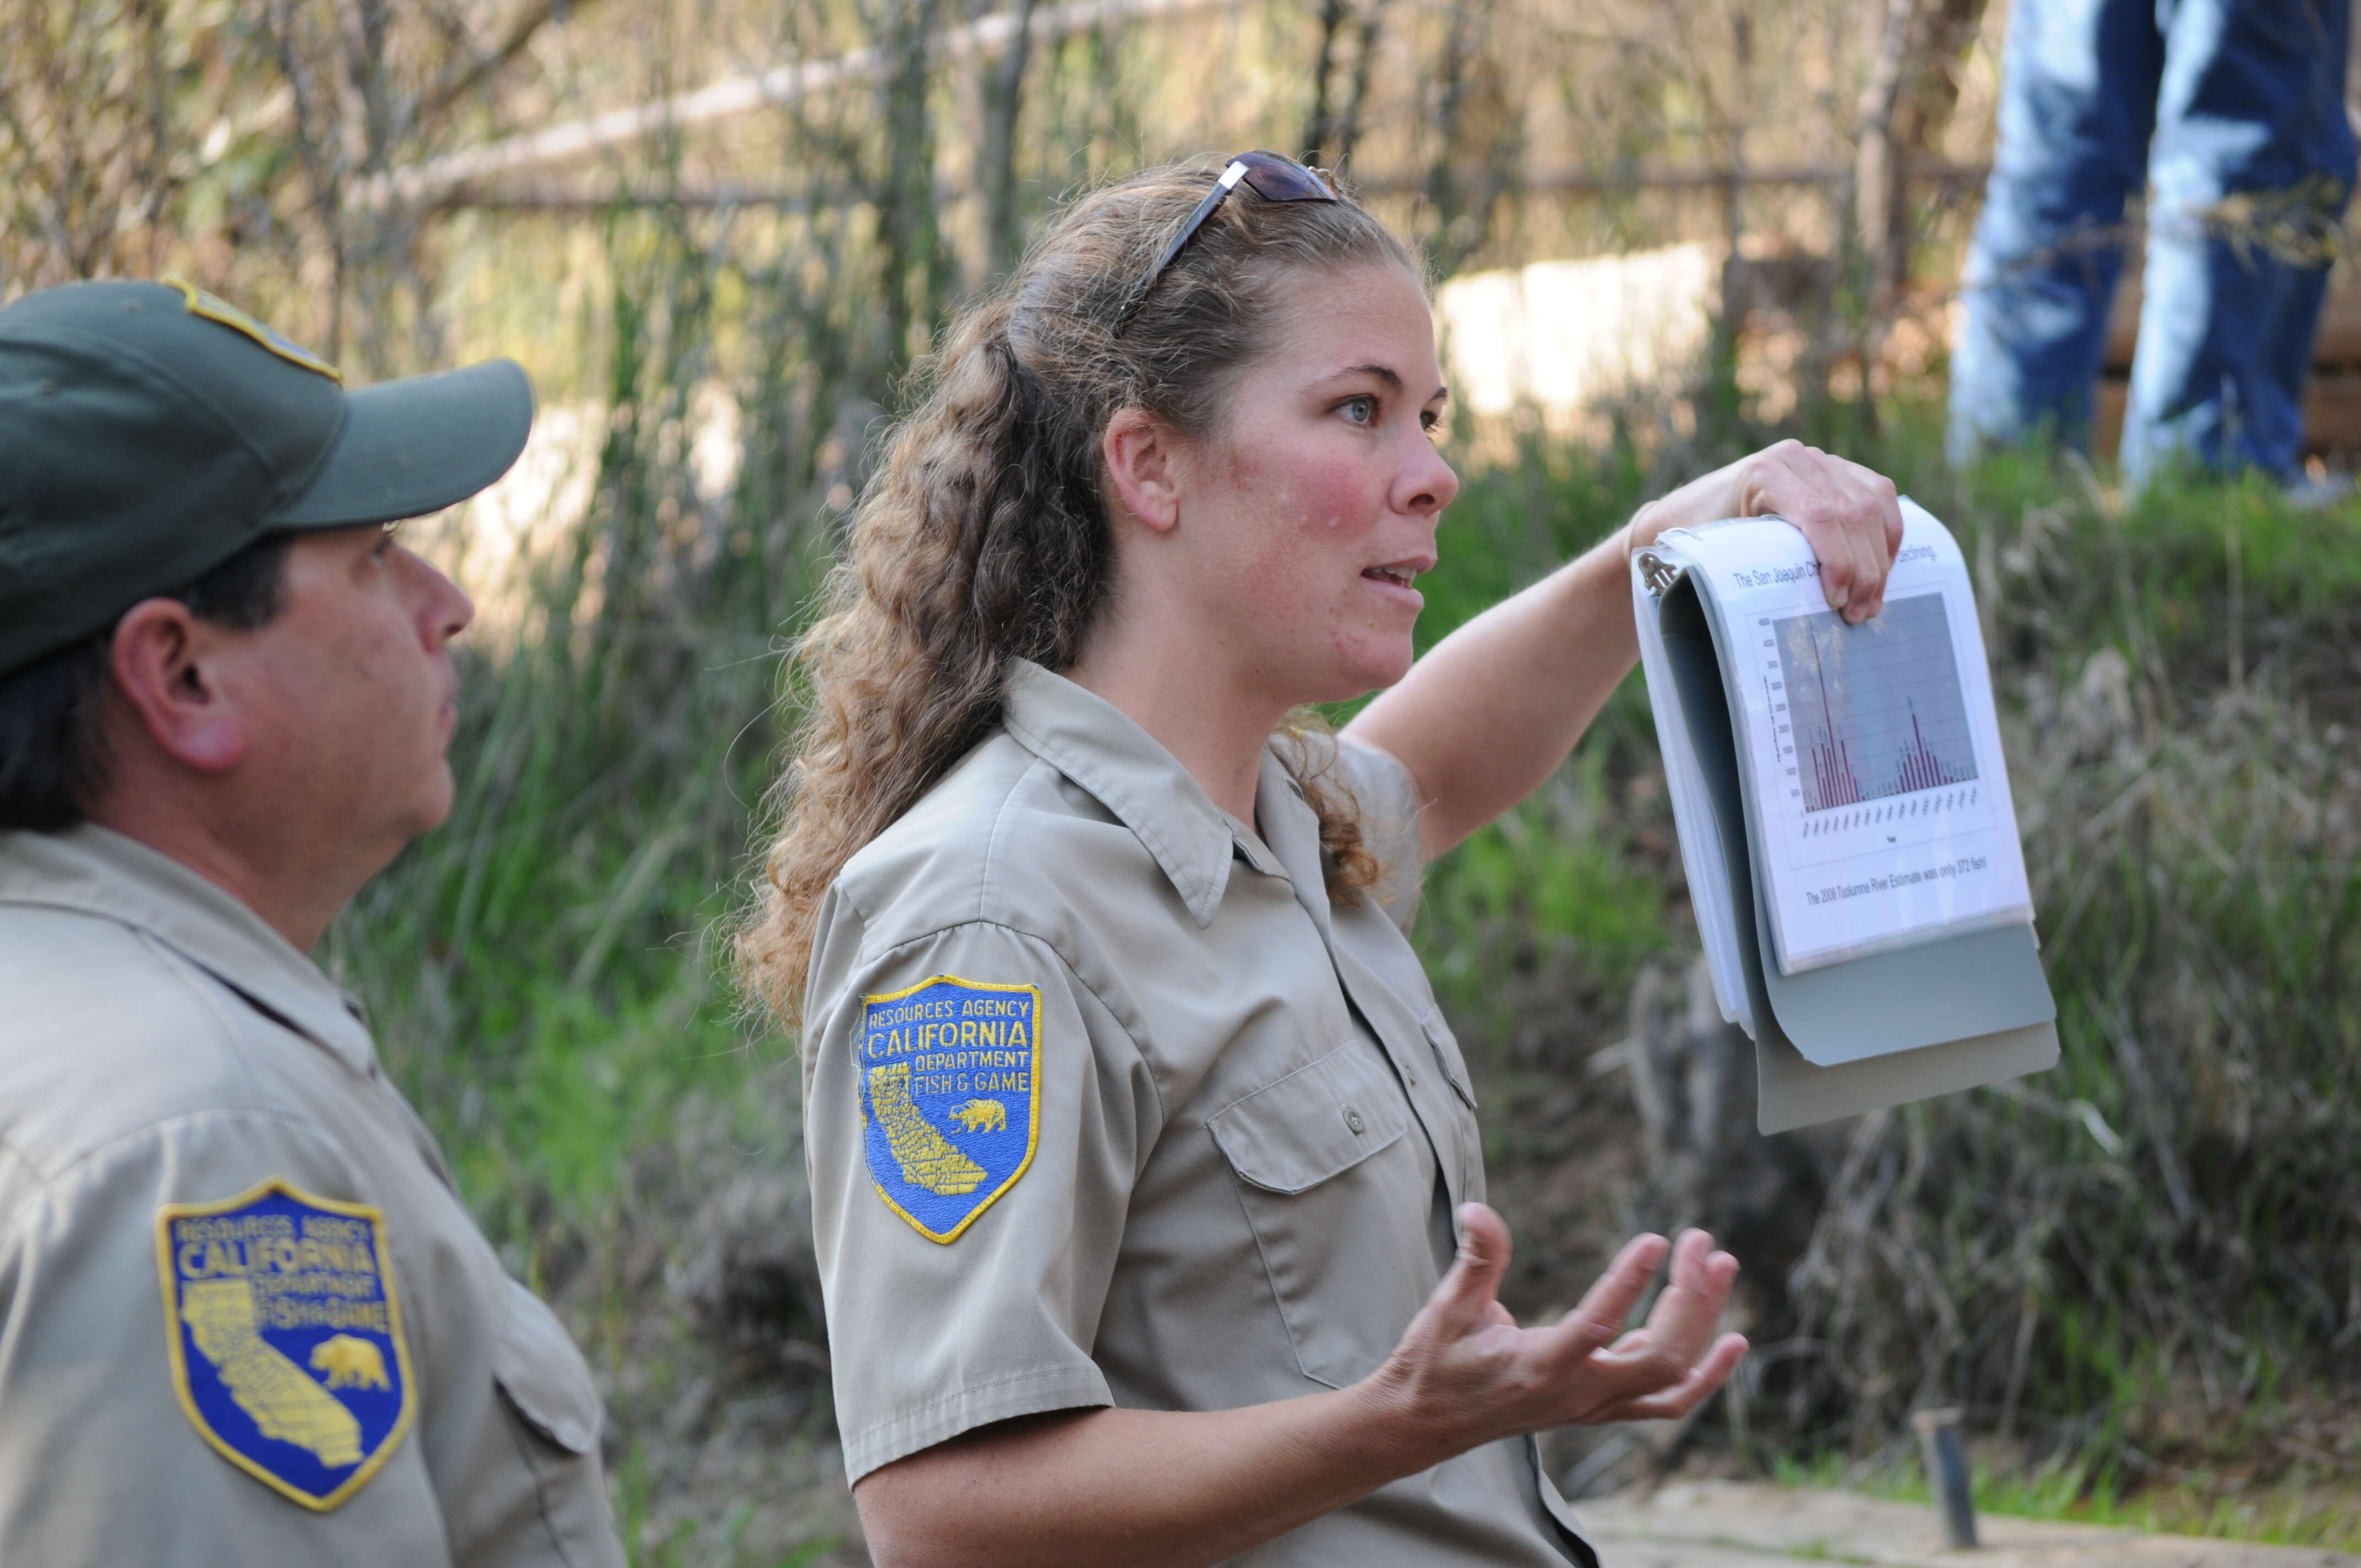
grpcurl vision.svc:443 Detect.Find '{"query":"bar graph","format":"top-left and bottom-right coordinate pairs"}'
top-left (1774, 594), bottom-right (1979, 815)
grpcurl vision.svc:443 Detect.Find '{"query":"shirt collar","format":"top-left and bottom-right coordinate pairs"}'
top-left (1003, 661), bottom-right (1329, 928)
top-left (0, 825), bottom-right (378, 1075)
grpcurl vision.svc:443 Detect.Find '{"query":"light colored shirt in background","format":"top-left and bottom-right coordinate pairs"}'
top-left (0, 826), bottom-right (626, 1568)
top-left (803, 659), bottom-right (1597, 1567)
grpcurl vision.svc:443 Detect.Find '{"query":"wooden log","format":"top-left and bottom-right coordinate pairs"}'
top-left (2102, 263), bottom-right (2361, 371)
top-left (2093, 366), bottom-right (2361, 458)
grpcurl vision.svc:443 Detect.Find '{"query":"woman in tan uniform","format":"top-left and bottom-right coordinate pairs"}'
top-left (741, 154), bottom-right (1901, 1567)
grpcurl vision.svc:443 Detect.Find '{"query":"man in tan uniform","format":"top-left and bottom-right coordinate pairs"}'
top-left (0, 279), bottom-right (626, 1566)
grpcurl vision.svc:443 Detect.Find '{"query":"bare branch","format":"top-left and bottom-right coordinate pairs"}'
top-left (351, 0), bottom-right (1237, 213)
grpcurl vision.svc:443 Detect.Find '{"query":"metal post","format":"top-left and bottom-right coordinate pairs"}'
top-left (1911, 1406), bottom-right (1978, 1549)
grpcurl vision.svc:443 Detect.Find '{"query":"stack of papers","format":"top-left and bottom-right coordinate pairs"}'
top-left (1631, 500), bottom-right (2058, 1131)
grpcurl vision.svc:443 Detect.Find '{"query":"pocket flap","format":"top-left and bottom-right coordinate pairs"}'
top-left (1209, 1043), bottom-right (1409, 1194)
top-left (492, 1278), bottom-right (604, 1456)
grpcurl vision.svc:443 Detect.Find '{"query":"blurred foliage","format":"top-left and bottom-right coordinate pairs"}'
top-left (322, 263), bottom-right (2361, 1551)
top-left (1399, 435), bottom-right (1678, 1036)
top-left (1726, 432), bottom-right (2361, 1548)
top-left (1774, 1445), bottom-right (2361, 1551)
top-left (4, 0), bottom-right (2003, 394)
top-left (13, 0), bottom-right (2360, 1556)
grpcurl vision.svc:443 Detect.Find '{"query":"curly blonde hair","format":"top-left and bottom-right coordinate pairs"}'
top-left (739, 160), bottom-right (1418, 1026)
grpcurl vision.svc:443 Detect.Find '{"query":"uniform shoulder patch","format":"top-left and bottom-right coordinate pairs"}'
top-left (155, 1178), bottom-right (415, 1510)
top-left (162, 275), bottom-right (342, 382)
top-left (858, 975), bottom-right (1043, 1244)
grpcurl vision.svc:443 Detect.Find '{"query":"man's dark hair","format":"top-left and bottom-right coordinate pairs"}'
top-left (0, 534), bottom-right (295, 832)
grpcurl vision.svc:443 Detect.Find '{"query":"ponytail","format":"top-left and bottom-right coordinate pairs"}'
top-left (740, 162), bottom-right (1415, 1026)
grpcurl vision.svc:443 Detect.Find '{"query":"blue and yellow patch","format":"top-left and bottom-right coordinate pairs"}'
top-left (859, 975), bottom-right (1042, 1244)
top-left (163, 275), bottom-right (342, 382)
top-left (154, 1179), bottom-right (415, 1510)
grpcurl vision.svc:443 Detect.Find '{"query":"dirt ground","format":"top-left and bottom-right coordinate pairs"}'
top-left (1581, 1481), bottom-right (2361, 1567)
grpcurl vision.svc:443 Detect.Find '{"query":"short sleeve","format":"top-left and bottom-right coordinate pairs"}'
top-left (1337, 738), bottom-right (1427, 932)
top-left (802, 917), bottom-right (1153, 1483)
top-left (0, 1113), bottom-right (451, 1566)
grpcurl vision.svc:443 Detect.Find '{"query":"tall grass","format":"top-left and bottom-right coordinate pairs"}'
top-left (1733, 444), bottom-right (2361, 1541)
top-left (328, 237), bottom-right (857, 1562)
top-left (1305, 420), bottom-right (2360, 1536)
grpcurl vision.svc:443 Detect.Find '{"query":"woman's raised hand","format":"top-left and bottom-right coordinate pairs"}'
top-left (1629, 439), bottom-right (1906, 623)
top-left (1367, 1204), bottom-right (1748, 1457)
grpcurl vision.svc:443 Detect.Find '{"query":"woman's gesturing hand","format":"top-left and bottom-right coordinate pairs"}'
top-left (1367, 1204), bottom-right (1748, 1458)
top-left (1629, 439), bottom-right (1905, 623)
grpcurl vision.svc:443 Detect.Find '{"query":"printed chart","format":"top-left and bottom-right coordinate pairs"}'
top-left (1771, 594), bottom-right (1978, 814)
top-left (1636, 506), bottom-right (2034, 981)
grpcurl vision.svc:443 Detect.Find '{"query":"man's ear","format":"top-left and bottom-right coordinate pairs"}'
top-left (1102, 406), bottom-right (1185, 535)
top-left (107, 601), bottom-right (247, 774)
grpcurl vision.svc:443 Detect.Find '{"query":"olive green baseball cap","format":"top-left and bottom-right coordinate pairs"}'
top-left (0, 277), bottom-right (534, 674)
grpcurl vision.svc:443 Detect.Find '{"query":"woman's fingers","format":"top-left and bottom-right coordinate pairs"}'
top-left (1380, 1222), bottom-right (1746, 1444)
top-left (1832, 454), bottom-right (1897, 619)
top-left (1631, 1230), bottom-right (1739, 1367)
top-left (1591, 1332), bottom-right (1752, 1423)
top-left (1845, 455), bottom-right (1906, 591)
top-left (1799, 449), bottom-right (1881, 623)
top-left (1577, 1230), bottom-right (1736, 1396)
top-left (1831, 456), bottom-right (1902, 619)
top-left (1756, 446), bottom-right (1856, 618)
top-left (1835, 491), bottom-right (1885, 620)
top-left (1739, 442), bottom-right (1901, 623)
top-left (1544, 1232), bottom-right (1670, 1364)
top-left (1532, 1229), bottom-right (1743, 1422)
top-left (1427, 1202), bottom-right (1516, 1332)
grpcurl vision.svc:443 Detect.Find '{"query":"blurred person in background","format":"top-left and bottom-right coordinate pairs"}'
top-left (0, 279), bottom-right (625, 1567)
top-left (741, 153), bottom-right (1904, 1568)
top-left (1949, 0), bottom-right (2357, 489)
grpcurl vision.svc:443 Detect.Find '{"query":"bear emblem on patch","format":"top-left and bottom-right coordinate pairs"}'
top-left (858, 976), bottom-right (1042, 1243)
top-left (155, 1179), bottom-right (415, 1509)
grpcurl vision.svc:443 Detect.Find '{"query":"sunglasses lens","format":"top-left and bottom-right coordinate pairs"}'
top-left (1234, 151), bottom-right (1338, 203)
top-left (1113, 153), bottom-right (1340, 333)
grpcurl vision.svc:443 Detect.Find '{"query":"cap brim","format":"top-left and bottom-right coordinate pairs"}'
top-left (269, 358), bottom-right (534, 530)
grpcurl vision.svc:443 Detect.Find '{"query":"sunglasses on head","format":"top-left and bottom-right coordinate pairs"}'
top-left (1110, 151), bottom-right (1341, 335)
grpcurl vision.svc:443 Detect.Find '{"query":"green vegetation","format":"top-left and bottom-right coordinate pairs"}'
top-left (1763, 1536), bottom-right (1873, 1565)
top-left (1407, 439), bottom-right (1679, 1034)
top-left (320, 292), bottom-right (2360, 1554)
top-left (1718, 421), bottom-right (2361, 1553)
top-left (1774, 1444), bottom-right (2361, 1551)
top-left (20, 0), bottom-right (2355, 1557)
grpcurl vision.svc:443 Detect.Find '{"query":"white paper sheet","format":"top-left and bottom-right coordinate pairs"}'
top-left (1630, 560), bottom-right (1753, 1033)
top-left (1639, 500), bottom-right (2033, 976)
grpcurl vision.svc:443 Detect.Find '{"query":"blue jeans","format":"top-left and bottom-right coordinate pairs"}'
top-left (1949, 0), bottom-right (2356, 481)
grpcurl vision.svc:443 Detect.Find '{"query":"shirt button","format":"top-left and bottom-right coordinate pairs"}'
top-left (1343, 1106), bottom-right (1366, 1135)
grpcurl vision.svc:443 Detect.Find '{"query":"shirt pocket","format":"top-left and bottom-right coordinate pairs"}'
top-left (1207, 1042), bottom-right (1433, 1389)
top-left (492, 1277), bottom-right (603, 1456)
